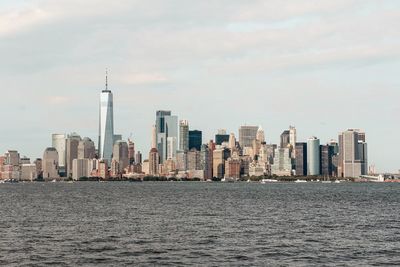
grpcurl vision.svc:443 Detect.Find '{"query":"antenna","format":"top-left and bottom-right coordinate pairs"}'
top-left (105, 68), bottom-right (108, 90)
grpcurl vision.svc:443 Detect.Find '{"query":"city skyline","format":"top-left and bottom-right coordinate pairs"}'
top-left (1, 1), bottom-right (399, 172)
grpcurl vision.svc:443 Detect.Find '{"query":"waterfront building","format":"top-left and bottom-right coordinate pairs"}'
top-left (271, 148), bottom-right (292, 176)
top-left (155, 110), bottom-right (178, 163)
top-left (20, 164), bottom-right (37, 181)
top-left (338, 129), bottom-right (368, 178)
top-left (72, 158), bottom-right (92, 180)
top-left (295, 143), bottom-right (307, 176)
top-left (65, 133), bottom-right (81, 178)
top-left (249, 161), bottom-right (265, 177)
top-left (320, 144), bottom-right (335, 177)
top-left (307, 137), bottom-right (320, 176)
top-left (189, 130), bottom-right (202, 151)
top-left (239, 125), bottom-right (258, 148)
top-left (34, 158), bottom-right (42, 179)
top-left (142, 160), bottom-right (149, 175)
top-left (225, 157), bottom-right (241, 179)
top-left (149, 148), bottom-right (160, 176)
top-left (42, 147), bottom-right (59, 180)
top-left (99, 72), bottom-right (114, 163)
top-left (98, 159), bottom-right (109, 179)
top-left (179, 120), bottom-right (189, 152)
top-left (78, 137), bottom-right (95, 159)
top-left (52, 134), bottom-right (66, 169)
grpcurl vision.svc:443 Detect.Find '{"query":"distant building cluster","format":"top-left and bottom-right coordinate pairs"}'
top-left (0, 76), bottom-right (385, 182)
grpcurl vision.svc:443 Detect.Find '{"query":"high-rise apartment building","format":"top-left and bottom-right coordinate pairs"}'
top-left (307, 137), bottom-right (320, 176)
top-left (99, 73), bottom-right (114, 163)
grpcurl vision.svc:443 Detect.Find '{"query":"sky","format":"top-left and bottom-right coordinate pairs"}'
top-left (0, 0), bottom-right (399, 173)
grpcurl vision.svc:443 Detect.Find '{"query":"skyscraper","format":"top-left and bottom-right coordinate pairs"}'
top-left (78, 137), bottom-right (95, 159)
top-left (280, 130), bottom-right (290, 148)
top-left (99, 72), bottom-right (114, 163)
top-left (307, 137), bottom-right (320, 176)
top-left (320, 144), bottom-right (334, 176)
top-left (289, 126), bottom-right (297, 157)
top-left (52, 134), bottom-right (66, 168)
top-left (189, 130), bottom-right (202, 151)
top-left (256, 126), bottom-right (265, 143)
top-left (295, 143), bottom-right (307, 176)
top-left (42, 147), bottom-right (59, 180)
top-left (179, 120), bottom-right (189, 152)
top-left (112, 140), bottom-right (129, 174)
top-left (338, 129), bottom-right (367, 178)
top-left (155, 110), bottom-right (178, 163)
top-left (149, 148), bottom-right (159, 176)
top-left (239, 125), bottom-right (258, 148)
top-left (65, 132), bottom-right (81, 178)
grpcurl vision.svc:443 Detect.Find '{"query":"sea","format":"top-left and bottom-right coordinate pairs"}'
top-left (0, 181), bottom-right (399, 266)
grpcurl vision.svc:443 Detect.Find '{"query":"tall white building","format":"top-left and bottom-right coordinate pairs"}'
top-left (99, 72), bottom-right (114, 163)
top-left (307, 136), bottom-right (320, 176)
top-left (52, 134), bottom-right (66, 168)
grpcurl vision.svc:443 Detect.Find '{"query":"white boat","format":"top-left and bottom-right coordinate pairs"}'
top-left (206, 179), bottom-right (212, 182)
top-left (334, 180), bottom-right (341, 183)
top-left (322, 181), bottom-right (332, 184)
top-left (221, 177), bottom-right (235, 182)
top-left (261, 179), bottom-right (278, 183)
top-left (294, 179), bottom-right (307, 183)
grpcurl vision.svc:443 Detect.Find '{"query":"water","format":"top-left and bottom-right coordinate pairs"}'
top-left (0, 182), bottom-right (399, 266)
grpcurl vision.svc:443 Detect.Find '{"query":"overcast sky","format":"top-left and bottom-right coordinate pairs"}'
top-left (0, 0), bottom-right (399, 172)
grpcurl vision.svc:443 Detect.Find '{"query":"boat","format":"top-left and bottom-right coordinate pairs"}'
top-left (221, 177), bottom-right (235, 182)
top-left (4, 179), bottom-right (19, 183)
top-left (334, 180), bottom-right (341, 183)
top-left (206, 179), bottom-right (212, 182)
top-left (261, 179), bottom-right (278, 183)
top-left (322, 181), bottom-right (332, 184)
top-left (51, 179), bottom-right (57, 183)
top-left (294, 179), bottom-right (307, 183)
